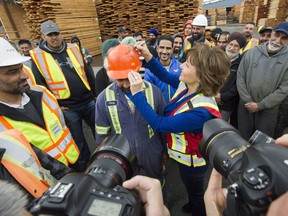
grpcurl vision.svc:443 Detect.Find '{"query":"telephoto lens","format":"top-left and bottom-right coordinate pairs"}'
top-left (199, 118), bottom-right (250, 178)
top-left (87, 134), bottom-right (138, 188)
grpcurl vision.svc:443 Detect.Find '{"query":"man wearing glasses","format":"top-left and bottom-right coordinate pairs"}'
top-left (29, 20), bottom-right (96, 172)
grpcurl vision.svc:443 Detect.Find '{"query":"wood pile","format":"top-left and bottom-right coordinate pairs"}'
top-left (239, 0), bottom-right (262, 24)
top-left (216, 7), bottom-right (227, 25)
top-left (94, 0), bottom-right (203, 40)
top-left (258, 0), bottom-right (288, 27)
top-left (0, 2), bottom-right (30, 40)
top-left (21, 0), bottom-right (102, 56)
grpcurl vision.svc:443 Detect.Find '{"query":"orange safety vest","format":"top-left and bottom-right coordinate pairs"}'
top-left (0, 85), bottom-right (79, 165)
top-left (30, 43), bottom-right (91, 99)
top-left (22, 65), bottom-right (37, 86)
top-left (0, 129), bottom-right (50, 198)
top-left (167, 84), bottom-right (221, 167)
top-left (240, 37), bottom-right (259, 54)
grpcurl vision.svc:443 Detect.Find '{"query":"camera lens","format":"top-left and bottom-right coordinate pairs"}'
top-left (87, 134), bottom-right (137, 188)
top-left (199, 119), bottom-right (250, 178)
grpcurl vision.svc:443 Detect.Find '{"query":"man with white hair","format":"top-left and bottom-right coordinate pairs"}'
top-left (215, 32), bottom-right (246, 127)
top-left (237, 22), bottom-right (288, 139)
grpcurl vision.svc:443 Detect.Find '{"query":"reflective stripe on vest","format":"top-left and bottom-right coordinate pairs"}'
top-left (0, 129), bottom-right (50, 198)
top-left (23, 65), bottom-right (37, 86)
top-left (104, 82), bottom-right (155, 138)
top-left (240, 38), bottom-right (259, 54)
top-left (30, 44), bottom-right (91, 99)
top-left (0, 86), bottom-right (79, 165)
top-left (168, 92), bottom-right (220, 167)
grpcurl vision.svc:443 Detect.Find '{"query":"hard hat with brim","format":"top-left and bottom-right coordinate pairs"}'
top-left (106, 44), bottom-right (142, 79)
top-left (0, 38), bottom-right (31, 67)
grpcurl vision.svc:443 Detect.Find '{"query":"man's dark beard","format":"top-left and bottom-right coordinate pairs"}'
top-left (192, 33), bottom-right (202, 40)
top-left (120, 87), bottom-right (131, 93)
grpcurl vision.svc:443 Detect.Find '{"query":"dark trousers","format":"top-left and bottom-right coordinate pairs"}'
top-left (178, 164), bottom-right (207, 216)
top-left (274, 103), bottom-right (288, 139)
top-left (63, 100), bottom-right (95, 172)
top-left (238, 101), bottom-right (278, 140)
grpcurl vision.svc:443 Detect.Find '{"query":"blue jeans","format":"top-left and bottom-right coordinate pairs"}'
top-left (178, 163), bottom-right (207, 216)
top-left (63, 100), bottom-right (95, 171)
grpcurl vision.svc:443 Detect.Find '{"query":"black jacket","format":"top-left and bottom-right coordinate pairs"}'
top-left (219, 55), bottom-right (241, 111)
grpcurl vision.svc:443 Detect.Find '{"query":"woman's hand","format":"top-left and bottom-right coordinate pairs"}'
top-left (128, 72), bottom-right (144, 95)
top-left (134, 42), bottom-right (153, 62)
top-left (123, 175), bottom-right (170, 216)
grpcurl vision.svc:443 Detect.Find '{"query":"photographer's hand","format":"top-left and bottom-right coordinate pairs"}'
top-left (275, 134), bottom-right (288, 147)
top-left (123, 175), bottom-right (170, 216)
top-left (267, 192), bottom-right (288, 216)
top-left (204, 169), bottom-right (227, 216)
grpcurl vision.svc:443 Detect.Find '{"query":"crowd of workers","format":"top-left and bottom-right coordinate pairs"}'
top-left (0, 12), bottom-right (288, 216)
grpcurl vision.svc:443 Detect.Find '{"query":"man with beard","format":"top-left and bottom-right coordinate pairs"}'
top-left (0, 38), bottom-right (74, 199)
top-left (183, 14), bottom-right (212, 53)
top-left (144, 35), bottom-right (182, 103)
top-left (95, 44), bottom-right (166, 182)
top-left (172, 34), bottom-right (184, 60)
top-left (29, 21), bottom-right (96, 172)
top-left (240, 22), bottom-right (259, 54)
top-left (273, 22), bottom-right (288, 138)
top-left (216, 31), bottom-right (230, 51)
top-left (258, 26), bottom-right (273, 44)
top-left (215, 32), bottom-right (246, 127)
top-left (237, 22), bottom-right (288, 139)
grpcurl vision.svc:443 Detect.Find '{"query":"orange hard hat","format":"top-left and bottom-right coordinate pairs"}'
top-left (106, 44), bottom-right (142, 79)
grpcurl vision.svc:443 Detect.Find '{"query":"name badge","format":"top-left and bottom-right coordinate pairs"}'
top-left (49, 120), bottom-right (61, 136)
top-left (106, 100), bottom-right (118, 107)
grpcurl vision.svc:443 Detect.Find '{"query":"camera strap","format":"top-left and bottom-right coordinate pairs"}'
top-left (224, 185), bottom-right (239, 216)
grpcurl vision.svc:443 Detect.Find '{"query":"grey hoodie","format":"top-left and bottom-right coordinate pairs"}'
top-left (237, 43), bottom-right (288, 110)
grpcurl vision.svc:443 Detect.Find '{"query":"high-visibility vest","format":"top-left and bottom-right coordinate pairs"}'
top-left (0, 129), bottom-right (51, 198)
top-left (167, 86), bottom-right (221, 167)
top-left (23, 65), bottom-right (37, 86)
top-left (30, 43), bottom-right (91, 99)
top-left (240, 38), bottom-right (259, 54)
top-left (0, 85), bottom-right (79, 165)
top-left (184, 36), bottom-right (213, 52)
top-left (95, 82), bottom-right (155, 139)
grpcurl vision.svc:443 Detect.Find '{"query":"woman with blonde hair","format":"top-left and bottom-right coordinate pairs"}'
top-left (127, 43), bottom-right (230, 215)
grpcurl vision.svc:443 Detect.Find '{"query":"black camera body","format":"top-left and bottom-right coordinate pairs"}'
top-left (30, 134), bottom-right (141, 216)
top-left (199, 119), bottom-right (288, 216)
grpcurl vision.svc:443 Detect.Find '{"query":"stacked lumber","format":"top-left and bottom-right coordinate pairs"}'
top-left (0, 3), bottom-right (30, 40)
top-left (95, 0), bottom-right (203, 40)
top-left (258, 0), bottom-right (287, 27)
top-left (207, 9), bottom-right (217, 26)
top-left (216, 7), bottom-right (227, 25)
top-left (239, 0), bottom-right (262, 24)
top-left (21, 0), bottom-right (102, 56)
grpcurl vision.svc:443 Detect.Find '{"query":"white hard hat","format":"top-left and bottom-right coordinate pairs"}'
top-left (192, 14), bottom-right (208, 27)
top-left (0, 38), bottom-right (30, 67)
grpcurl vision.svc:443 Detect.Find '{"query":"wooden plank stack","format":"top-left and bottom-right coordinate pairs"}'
top-left (216, 7), bottom-right (227, 25)
top-left (21, 0), bottom-right (102, 56)
top-left (95, 0), bottom-right (203, 40)
top-left (258, 0), bottom-right (288, 27)
top-left (239, 0), bottom-right (262, 24)
top-left (0, 3), bottom-right (30, 40)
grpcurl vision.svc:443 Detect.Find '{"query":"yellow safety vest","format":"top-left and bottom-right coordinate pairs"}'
top-left (0, 86), bottom-right (79, 165)
top-left (167, 83), bottom-right (221, 167)
top-left (184, 37), bottom-right (213, 52)
top-left (0, 129), bottom-right (51, 198)
top-left (23, 65), bottom-right (37, 86)
top-left (95, 82), bottom-right (155, 139)
top-left (30, 43), bottom-right (91, 99)
top-left (240, 37), bottom-right (259, 54)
